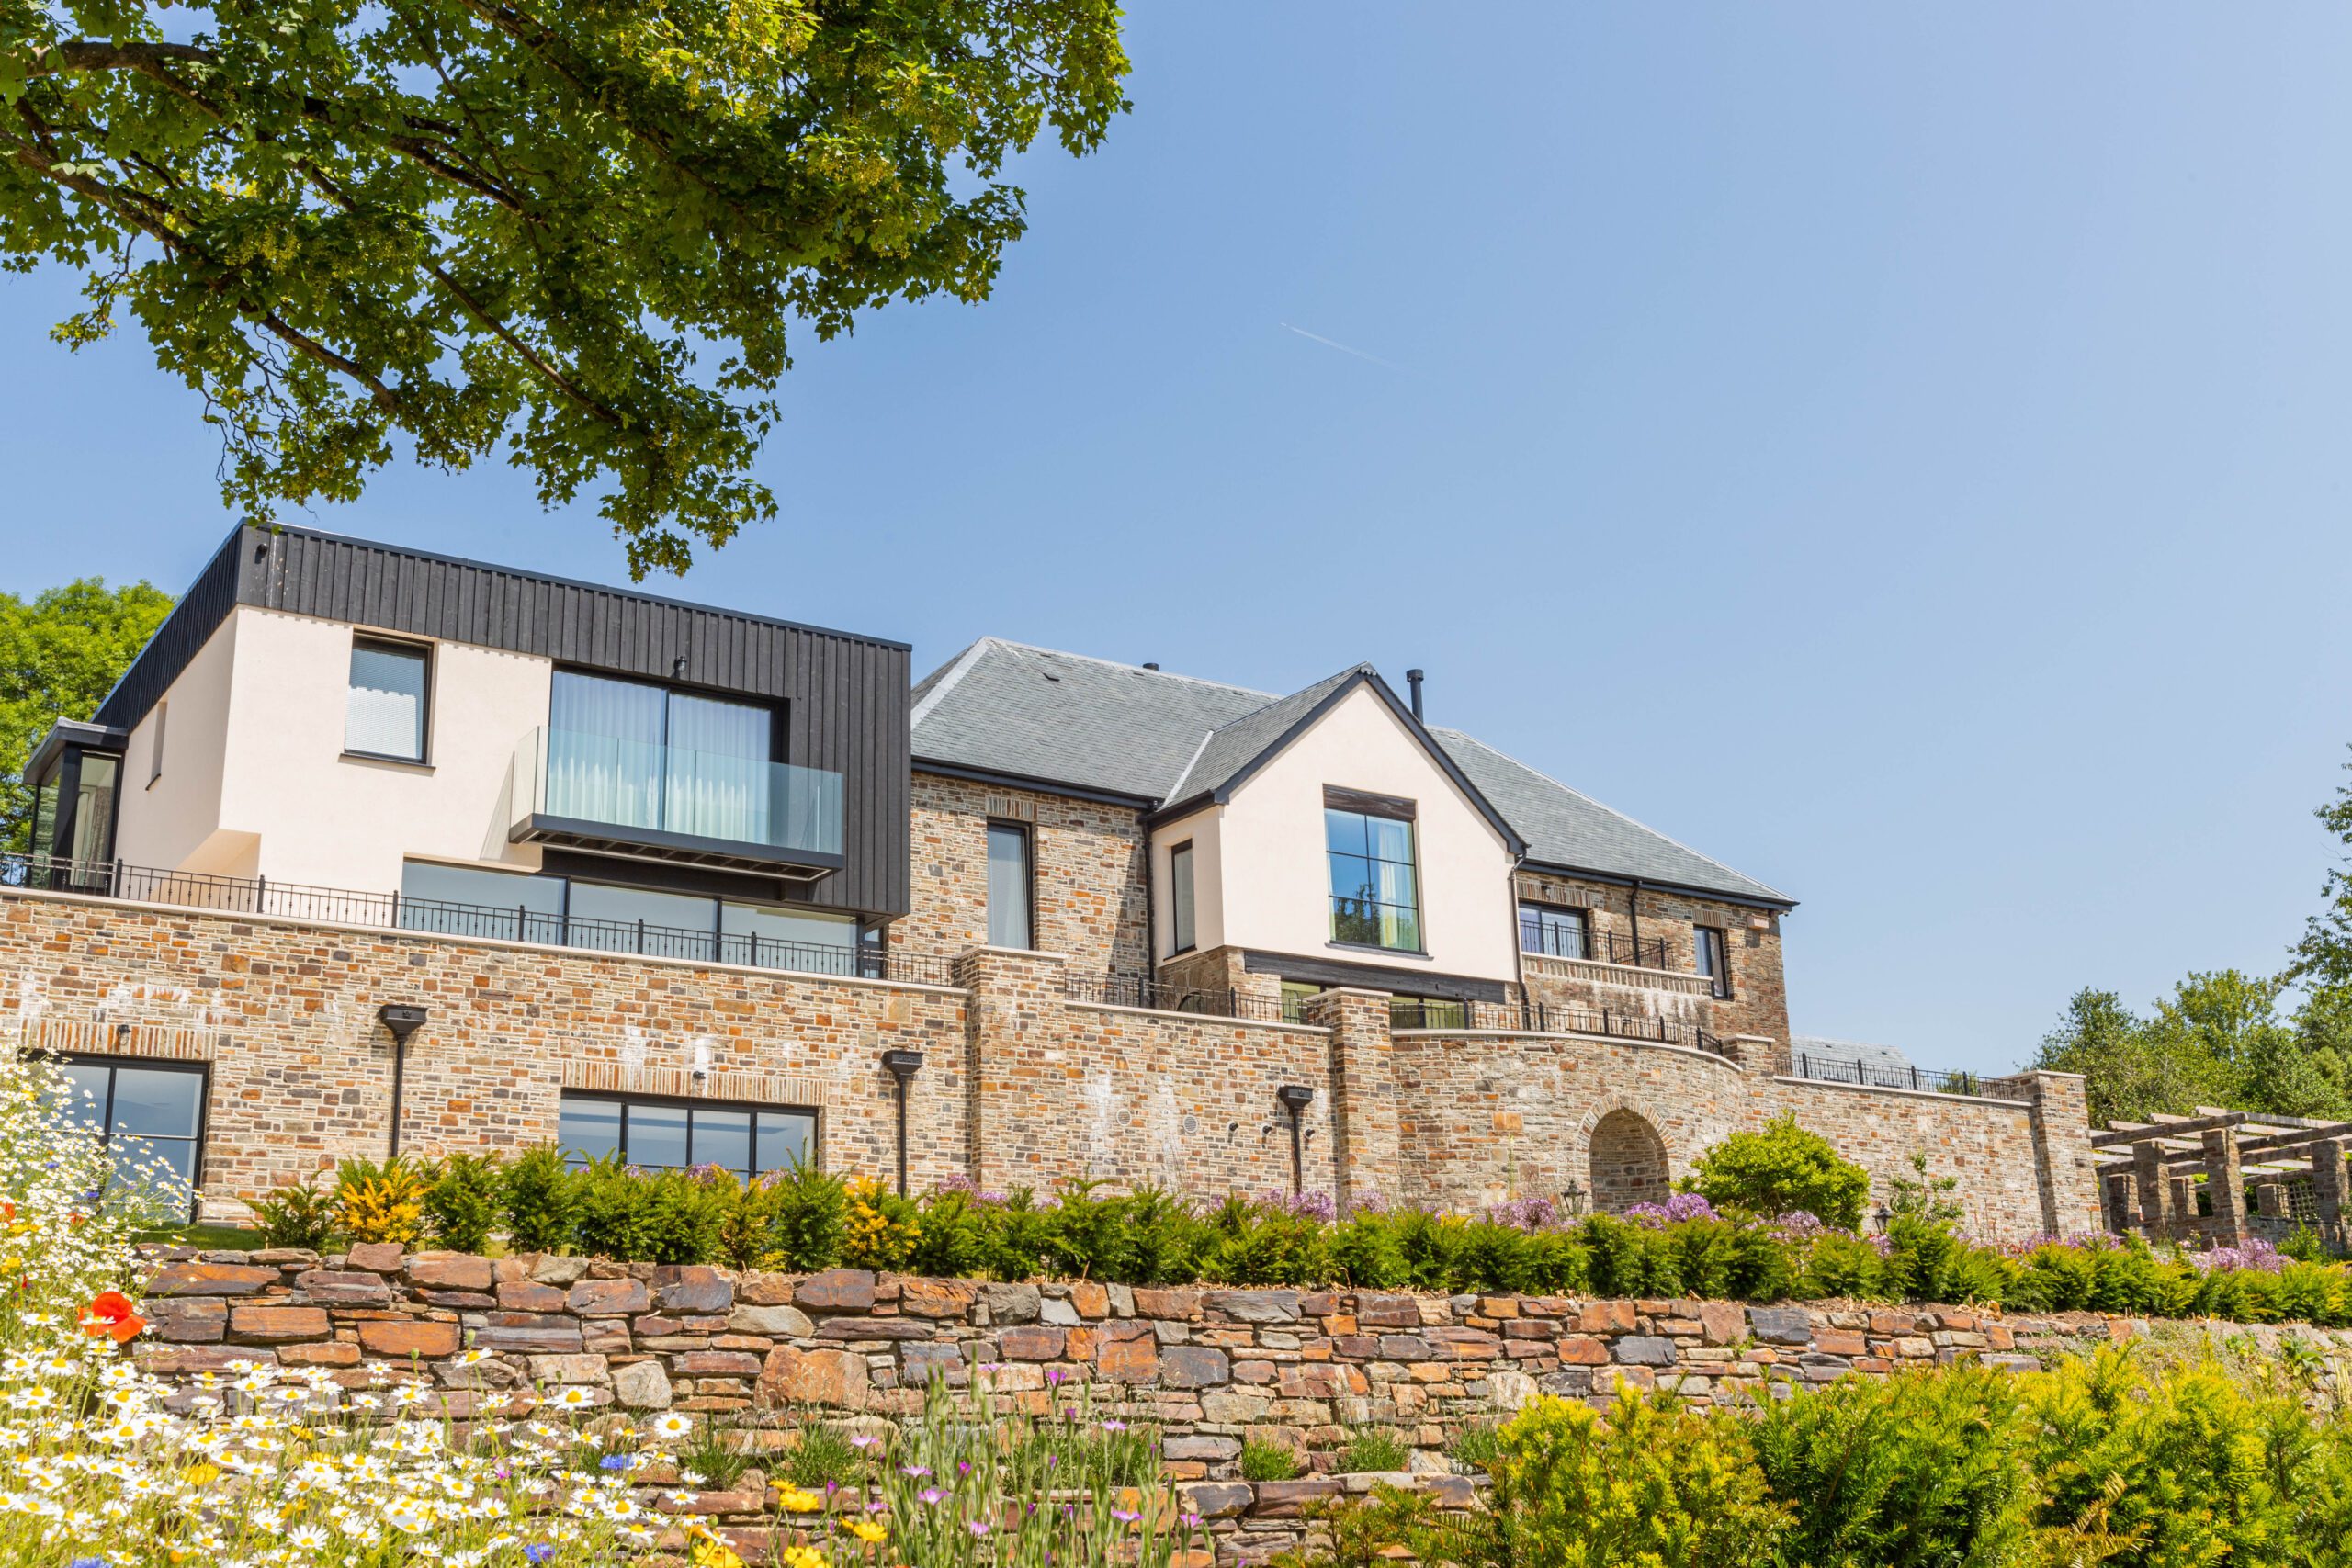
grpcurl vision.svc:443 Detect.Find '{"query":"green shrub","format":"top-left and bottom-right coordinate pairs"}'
top-left (910, 1188), bottom-right (989, 1280)
top-left (333, 1156), bottom-right (428, 1246)
top-left (500, 1145), bottom-right (576, 1255)
top-left (422, 1151), bottom-right (502, 1254)
top-left (1684, 1114), bottom-right (1870, 1229)
top-left (678, 1416), bottom-right (754, 1490)
top-left (712, 1169), bottom-right (788, 1271)
top-left (1239, 1438), bottom-right (1303, 1482)
top-left (571, 1157), bottom-right (722, 1265)
top-left (1447, 1418), bottom-right (1501, 1475)
top-left (842, 1177), bottom-right (922, 1270)
top-left (768, 1159), bottom-right (847, 1271)
top-left (248, 1181), bottom-right (337, 1250)
top-left (1750, 1363), bottom-right (2038, 1568)
top-left (779, 1419), bottom-right (871, 1490)
top-left (1336, 1426), bottom-right (1413, 1474)
top-left (1440, 1389), bottom-right (1791, 1568)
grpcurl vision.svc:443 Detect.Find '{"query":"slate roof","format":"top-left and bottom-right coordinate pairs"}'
top-left (1787, 1036), bottom-right (1919, 1077)
top-left (910, 638), bottom-right (1792, 907)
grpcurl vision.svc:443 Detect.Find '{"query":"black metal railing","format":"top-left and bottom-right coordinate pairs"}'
top-left (3, 852), bottom-right (958, 988)
top-left (1063, 973), bottom-right (1294, 1024)
top-left (1788, 1050), bottom-right (2022, 1100)
top-left (1518, 926), bottom-right (1671, 971)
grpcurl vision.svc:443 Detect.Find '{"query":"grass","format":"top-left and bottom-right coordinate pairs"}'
top-left (679, 1417), bottom-right (755, 1491)
top-left (1239, 1438), bottom-right (1302, 1482)
top-left (780, 1421), bottom-right (869, 1490)
top-left (1447, 1418), bottom-right (1501, 1474)
top-left (1335, 1426), bottom-right (1413, 1474)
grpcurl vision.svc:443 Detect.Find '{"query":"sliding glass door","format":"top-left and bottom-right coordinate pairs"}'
top-left (547, 672), bottom-right (774, 844)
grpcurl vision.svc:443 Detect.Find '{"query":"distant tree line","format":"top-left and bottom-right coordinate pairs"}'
top-left (2034, 757), bottom-right (2352, 1125)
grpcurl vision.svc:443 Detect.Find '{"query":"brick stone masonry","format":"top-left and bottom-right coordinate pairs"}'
top-left (0, 886), bottom-right (2095, 1238)
top-left (133, 1247), bottom-right (2352, 1564)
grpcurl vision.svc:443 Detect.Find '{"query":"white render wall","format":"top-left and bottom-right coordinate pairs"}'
top-left (1168, 683), bottom-right (1521, 984)
top-left (113, 606), bottom-right (554, 894)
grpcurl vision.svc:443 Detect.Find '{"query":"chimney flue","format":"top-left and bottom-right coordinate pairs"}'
top-left (1406, 668), bottom-right (1425, 721)
top-left (1142, 661), bottom-right (1159, 671)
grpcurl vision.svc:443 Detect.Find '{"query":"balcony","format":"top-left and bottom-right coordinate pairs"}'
top-left (507, 727), bottom-right (844, 879)
top-left (1518, 926), bottom-right (1720, 998)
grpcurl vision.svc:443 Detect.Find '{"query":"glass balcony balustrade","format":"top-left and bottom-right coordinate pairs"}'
top-left (508, 727), bottom-right (843, 874)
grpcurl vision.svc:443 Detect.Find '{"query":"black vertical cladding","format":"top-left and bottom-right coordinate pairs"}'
top-left (92, 524), bottom-right (912, 918)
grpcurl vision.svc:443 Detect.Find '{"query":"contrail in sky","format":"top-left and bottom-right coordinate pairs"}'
top-left (1280, 322), bottom-right (1401, 371)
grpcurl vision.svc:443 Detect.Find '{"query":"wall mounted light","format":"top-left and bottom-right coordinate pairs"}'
top-left (1277, 1085), bottom-right (1316, 1197)
top-left (1561, 1179), bottom-right (1587, 1218)
top-left (378, 1004), bottom-right (428, 1157)
top-left (883, 1050), bottom-right (925, 1196)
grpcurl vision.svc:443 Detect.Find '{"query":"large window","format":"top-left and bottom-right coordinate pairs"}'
top-left (1326, 800), bottom-right (1420, 952)
top-left (1169, 841), bottom-right (1196, 954)
top-left (1519, 903), bottom-right (1589, 960)
top-left (54, 1058), bottom-right (205, 1217)
top-left (1695, 926), bottom-right (1732, 999)
top-left (987, 821), bottom-right (1034, 949)
top-left (346, 638), bottom-right (430, 761)
top-left (558, 1091), bottom-right (815, 1178)
top-left (67, 753), bottom-right (119, 864)
top-left (547, 671), bottom-right (775, 845)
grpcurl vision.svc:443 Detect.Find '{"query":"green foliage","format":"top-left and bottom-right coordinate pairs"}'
top-left (1750, 1364), bottom-right (2040, 1568)
top-left (711, 1168), bottom-right (789, 1271)
top-left (0, 6), bottom-right (1132, 575)
top-left (779, 1420), bottom-right (872, 1492)
top-left (332, 1155), bottom-right (427, 1246)
top-left (1887, 1152), bottom-right (1964, 1231)
top-left (569, 1157), bottom-right (722, 1265)
top-left (1238, 1438), bottom-right (1303, 1483)
top-left (498, 1145), bottom-right (576, 1255)
top-left (1336, 1426), bottom-right (1413, 1474)
top-left (1447, 1418), bottom-right (1502, 1475)
top-left (1441, 1389), bottom-right (1792, 1568)
top-left (841, 1177), bottom-right (922, 1271)
top-left (1684, 1113), bottom-right (1871, 1230)
top-left (677, 1416), bottom-right (753, 1491)
top-left (246, 1180), bottom-right (337, 1251)
top-left (0, 578), bottom-right (174, 850)
top-left (1272, 1486), bottom-right (1444, 1568)
top-left (421, 1151), bottom-right (502, 1254)
top-left (767, 1161), bottom-right (847, 1271)
top-left (2035, 973), bottom-right (2352, 1126)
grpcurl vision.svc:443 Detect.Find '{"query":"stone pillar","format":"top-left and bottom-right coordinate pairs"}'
top-left (2016, 1071), bottom-right (2102, 1236)
top-left (2202, 1126), bottom-right (2245, 1247)
top-left (2135, 1142), bottom-right (2175, 1242)
top-left (2312, 1138), bottom-right (2346, 1248)
top-left (1724, 1034), bottom-right (1781, 1077)
top-left (957, 945), bottom-right (1069, 1196)
top-left (2169, 1175), bottom-right (2197, 1235)
top-left (2256, 1181), bottom-right (2289, 1222)
top-left (2102, 1172), bottom-right (2133, 1235)
top-left (1303, 987), bottom-right (1400, 1213)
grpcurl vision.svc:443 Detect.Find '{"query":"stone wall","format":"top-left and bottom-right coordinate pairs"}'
top-left (2, 891), bottom-right (968, 1216)
top-left (0, 887), bottom-right (2089, 1239)
top-left (906, 772), bottom-right (1151, 979)
top-left (1391, 1028), bottom-right (2100, 1237)
top-left (134, 1247), bottom-right (2352, 1565)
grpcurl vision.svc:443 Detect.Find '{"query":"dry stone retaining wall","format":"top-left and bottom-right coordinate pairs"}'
top-left (136, 1248), bottom-right (2341, 1562)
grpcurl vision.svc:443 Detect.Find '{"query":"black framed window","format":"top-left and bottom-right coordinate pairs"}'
top-left (987, 820), bottom-right (1034, 949)
top-left (558, 1090), bottom-right (815, 1178)
top-left (1695, 926), bottom-right (1732, 999)
top-left (1326, 803), bottom-right (1420, 952)
top-left (1518, 903), bottom-right (1589, 959)
top-left (1169, 840), bottom-right (1196, 954)
top-left (53, 1057), bottom-right (206, 1218)
top-left (346, 637), bottom-right (431, 761)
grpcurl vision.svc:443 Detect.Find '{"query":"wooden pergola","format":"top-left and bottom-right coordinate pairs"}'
top-left (2091, 1107), bottom-right (2350, 1247)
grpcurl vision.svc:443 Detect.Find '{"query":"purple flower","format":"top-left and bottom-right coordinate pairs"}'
top-left (919, 1487), bottom-right (945, 1506)
top-left (1255, 1188), bottom-right (1338, 1222)
top-left (2193, 1237), bottom-right (2284, 1275)
top-left (524, 1548), bottom-right (557, 1565)
top-left (1487, 1196), bottom-right (1560, 1232)
top-left (596, 1454), bottom-right (632, 1472)
top-left (966, 1521), bottom-right (991, 1539)
top-left (1622, 1192), bottom-right (1718, 1229)
top-left (900, 1463), bottom-right (931, 1478)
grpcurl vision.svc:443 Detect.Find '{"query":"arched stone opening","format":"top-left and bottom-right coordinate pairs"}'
top-left (1589, 1108), bottom-right (1670, 1213)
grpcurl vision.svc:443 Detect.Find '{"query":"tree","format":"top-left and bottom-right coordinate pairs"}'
top-left (2031, 975), bottom-right (2352, 1126)
top-left (2297, 746), bottom-right (2352, 990)
top-left (1682, 1113), bottom-right (1870, 1230)
top-left (0, 578), bottom-right (175, 851)
top-left (0, 2), bottom-right (1129, 577)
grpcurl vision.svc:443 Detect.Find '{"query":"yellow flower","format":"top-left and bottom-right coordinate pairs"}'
top-left (691, 1534), bottom-right (747, 1568)
top-left (843, 1519), bottom-right (888, 1543)
top-left (773, 1483), bottom-right (825, 1512)
top-left (781, 1548), bottom-right (829, 1568)
top-left (182, 1462), bottom-right (221, 1486)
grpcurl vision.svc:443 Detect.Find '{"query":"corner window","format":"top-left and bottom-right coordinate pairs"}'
top-left (1518, 902), bottom-right (1589, 959)
top-left (346, 637), bottom-right (430, 761)
top-left (1326, 796), bottom-right (1420, 952)
top-left (557, 1090), bottom-right (815, 1178)
top-left (67, 753), bottom-right (119, 865)
top-left (1695, 925), bottom-right (1732, 999)
top-left (54, 1057), bottom-right (205, 1218)
top-left (1169, 840), bottom-right (1196, 954)
top-left (148, 702), bottom-right (167, 787)
top-left (987, 820), bottom-right (1034, 949)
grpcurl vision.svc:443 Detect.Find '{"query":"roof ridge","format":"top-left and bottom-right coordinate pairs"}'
top-left (1201, 661), bottom-right (1371, 736)
top-left (975, 637), bottom-right (1280, 701)
top-left (910, 637), bottom-right (999, 731)
top-left (1432, 726), bottom-right (1792, 903)
top-left (1161, 728), bottom-right (1218, 803)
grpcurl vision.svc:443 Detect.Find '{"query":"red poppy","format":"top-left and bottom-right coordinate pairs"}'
top-left (81, 1289), bottom-right (145, 1343)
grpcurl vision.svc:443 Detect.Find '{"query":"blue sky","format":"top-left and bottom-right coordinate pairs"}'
top-left (5, 5), bottom-right (2351, 1072)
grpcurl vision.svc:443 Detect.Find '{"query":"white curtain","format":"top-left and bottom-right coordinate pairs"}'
top-left (548, 673), bottom-right (665, 829)
top-left (664, 692), bottom-right (771, 842)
